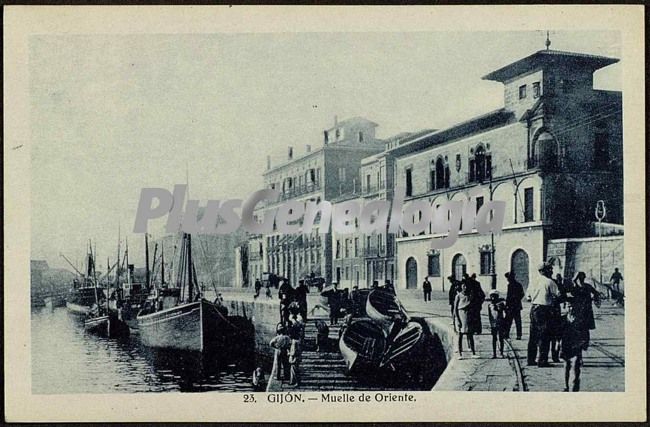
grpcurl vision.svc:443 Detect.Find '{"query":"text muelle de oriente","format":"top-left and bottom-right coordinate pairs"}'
top-left (133, 185), bottom-right (505, 249)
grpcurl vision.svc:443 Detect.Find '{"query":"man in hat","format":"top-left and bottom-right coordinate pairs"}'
top-left (526, 261), bottom-right (560, 367)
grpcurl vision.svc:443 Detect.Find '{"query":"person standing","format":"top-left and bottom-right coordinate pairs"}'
top-left (487, 289), bottom-right (507, 358)
top-left (560, 297), bottom-right (590, 392)
top-left (254, 278), bottom-right (262, 299)
top-left (453, 281), bottom-right (477, 359)
top-left (571, 272), bottom-right (601, 332)
top-left (287, 316), bottom-right (303, 387)
top-left (422, 277), bottom-right (432, 302)
top-left (269, 325), bottom-right (291, 382)
top-left (609, 267), bottom-right (623, 294)
top-left (504, 272), bottom-right (524, 340)
top-left (466, 273), bottom-right (485, 336)
top-left (294, 279), bottom-right (310, 322)
top-left (447, 276), bottom-right (459, 320)
top-left (327, 282), bottom-right (341, 326)
top-left (278, 279), bottom-right (293, 324)
top-left (526, 262), bottom-right (560, 367)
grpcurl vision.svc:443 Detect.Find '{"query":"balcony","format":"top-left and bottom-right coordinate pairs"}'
top-left (279, 182), bottom-right (321, 201)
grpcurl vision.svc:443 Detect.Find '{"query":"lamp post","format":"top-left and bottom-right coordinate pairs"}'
top-left (595, 200), bottom-right (606, 291)
top-left (489, 176), bottom-right (497, 290)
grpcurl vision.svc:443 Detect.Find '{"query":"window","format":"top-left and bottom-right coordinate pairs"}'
top-left (429, 161), bottom-right (436, 191)
top-left (428, 254), bottom-right (440, 277)
top-left (594, 129), bottom-right (609, 169)
top-left (366, 174), bottom-right (371, 191)
top-left (344, 239), bottom-right (349, 258)
top-left (358, 132), bottom-right (364, 142)
top-left (354, 238), bottom-right (359, 257)
top-left (470, 145), bottom-right (492, 183)
top-left (476, 196), bottom-right (484, 214)
top-left (533, 82), bottom-right (541, 98)
top-left (435, 157), bottom-right (446, 190)
top-left (524, 187), bottom-right (534, 222)
top-left (378, 234), bottom-right (383, 252)
top-left (335, 128), bottom-right (341, 139)
top-left (519, 85), bottom-right (527, 99)
top-left (338, 167), bottom-right (346, 182)
top-left (336, 267), bottom-right (341, 282)
top-left (480, 251), bottom-right (492, 275)
top-left (366, 236), bottom-right (371, 253)
top-left (336, 240), bottom-right (341, 258)
top-left (345, 267), bottom-right (350, 280)
top-left (405, 168), bottom-right (413, 196)
top-left (475, 146), bottom-right (486, 182)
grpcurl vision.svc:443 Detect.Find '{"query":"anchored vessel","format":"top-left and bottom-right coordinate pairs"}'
top-left (137, 233), bottom-right (231, 352)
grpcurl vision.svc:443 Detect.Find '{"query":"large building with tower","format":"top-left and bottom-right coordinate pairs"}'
top-left (391, 48), bottom-right (622, 294)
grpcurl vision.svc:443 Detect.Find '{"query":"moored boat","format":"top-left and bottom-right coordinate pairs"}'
top-left (339, 319), bottom-right (386, 373)
top-left (365, 289), bottom-right (406, 328)
top-left (136, 233), bottom-right (234, 352)
top-left (380, 320), bottom-right (425, 368)
top-left (84, 311), bottom-right (131, 338)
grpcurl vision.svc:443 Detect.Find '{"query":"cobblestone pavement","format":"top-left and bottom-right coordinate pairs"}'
top-left (399, 290), bottom-right (625, 392)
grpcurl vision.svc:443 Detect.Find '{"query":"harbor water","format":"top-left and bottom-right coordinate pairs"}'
top-left (31, 307), bottom-right (260, 393)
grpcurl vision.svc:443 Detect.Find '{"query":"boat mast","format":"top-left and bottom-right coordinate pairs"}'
top-left (145, 233), bottom-right (151, 291)
top-left (115, 227), bottom-right (121, 302)
top-left (187, 234), bottom-right (193, 302)
top-left (161, 243), bottom-right (165, 288)
top-left (90, 240), bottom-right (99, 311)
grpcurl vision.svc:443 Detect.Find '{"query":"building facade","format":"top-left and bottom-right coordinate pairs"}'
top-left (390, 48), bottom-right (622, 294)
top-left (247, 117), bottom-right (385, 286)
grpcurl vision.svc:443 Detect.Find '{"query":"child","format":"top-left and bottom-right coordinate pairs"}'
top-left (486, 289), bottom-right (507, 359)
top-left (315, 320), bottom-right (330, 352)
top-left (560, 299), bottom-right (589, 392)
top-left (252, 367), bottom-right (266, 391)
top-left (453, 282), bottom-right (476, 359)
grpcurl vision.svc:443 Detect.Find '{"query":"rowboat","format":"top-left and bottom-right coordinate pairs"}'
top-left (365, 289), bottom-right (406, 328)
top-left (380, 320), bottom-right (425, 368)
top-left (339, 319), bottom-right (386, 373)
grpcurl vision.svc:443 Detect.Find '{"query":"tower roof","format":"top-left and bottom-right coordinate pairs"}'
top-left (482, 49), bottom-right (619, 83)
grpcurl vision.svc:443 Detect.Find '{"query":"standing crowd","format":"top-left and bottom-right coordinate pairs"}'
top-left (441, 262), bottom-right (602, 392)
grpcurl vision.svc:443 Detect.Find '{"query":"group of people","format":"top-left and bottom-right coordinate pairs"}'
top-left (269, 301), bottom-right (306, 387)
top-left (527, 263), bottom-right (601, 392)
top-left (444, 262), bottom-right (602, 392)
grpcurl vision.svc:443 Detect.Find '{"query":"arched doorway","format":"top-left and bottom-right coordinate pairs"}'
top-left (510, 249), bottom-right (530, 292)
top-left (406, 257), bottom-right (418, 289)
top-left (452, 254), bottom-right (467, 281)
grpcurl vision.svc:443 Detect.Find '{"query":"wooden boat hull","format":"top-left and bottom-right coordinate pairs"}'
top-left (380, 321), bottom-right (424, 368)
top-left (339, 319), bottom-right (386, 373)
top-left (66, 301), bottom-right (91, 316)
top-left (366, 289), bottom-right (403, 329)
top-left (136, 299), bottom-right (228, 352)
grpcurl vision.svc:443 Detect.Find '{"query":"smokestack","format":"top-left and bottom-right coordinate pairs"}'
top-left (288, 146), bottom-right (293, 160)
top-left (266, 155), bottom-right (271, 170)
top-left (324, 130), bottom-right (329, 145)
top-left (306, 144), bottom-right (311, 153)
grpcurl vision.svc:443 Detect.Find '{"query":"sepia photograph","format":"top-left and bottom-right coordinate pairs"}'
top-left (4, 5), bottom-right (645, 423)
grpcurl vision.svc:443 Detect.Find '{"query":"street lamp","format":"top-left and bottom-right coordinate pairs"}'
top-left (595, 200), bottom-right (606, 291)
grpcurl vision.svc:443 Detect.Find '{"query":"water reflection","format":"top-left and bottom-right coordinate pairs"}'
top-left (31, 307), bottom-right (258, 394)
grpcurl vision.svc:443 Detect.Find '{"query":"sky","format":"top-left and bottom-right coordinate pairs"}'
top-left (30, 30), bottom-right (621, 269)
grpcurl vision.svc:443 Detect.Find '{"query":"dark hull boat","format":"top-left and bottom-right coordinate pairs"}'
top-left (84, 312), bottom-right (130, 338)
top-left (365, 289), bottom-right (405, 328)
top-left (137, 299), bottom-right (229, 352)
top-left (339, 319), bottom-right (386, 373)
top-left (380, 320), bottom-right (425, 368)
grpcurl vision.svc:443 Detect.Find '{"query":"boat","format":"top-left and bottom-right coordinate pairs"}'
top-left (379, 320), bottom-right (425, 368)
top-left (61, 248), bottom-right (106, 317)
top-left (365, 288), bottom-right (407, 328)
top-left (136, 233), bottom-right (234, 352)
top-left (339, 319), bottom-right (386, 373)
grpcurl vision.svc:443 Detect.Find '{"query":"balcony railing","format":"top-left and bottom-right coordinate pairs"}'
top-left (363, 180), bottom-right (386, 194)
top-left (279, 182), bottom-right (321, 201)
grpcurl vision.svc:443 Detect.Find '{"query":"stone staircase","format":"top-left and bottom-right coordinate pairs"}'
top-left (268, 317), bottom-right (388, 392)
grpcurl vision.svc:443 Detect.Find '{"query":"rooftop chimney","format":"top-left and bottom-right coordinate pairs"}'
top-left (266, 155), bottom-right (271, 170)
top-left (288, 146), bottom-right (293, 160)
top-left (306, 144), bottom-right (312, 153)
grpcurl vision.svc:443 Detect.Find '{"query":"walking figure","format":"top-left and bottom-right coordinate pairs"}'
top-left (422, 277), bottom-right (432, 302)
top-left (504, 271), bottom-right (524, 340)
top-left (526, 262), bottom-right (560, 367)
top-left (487, 289), bottom-right (507, 358)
